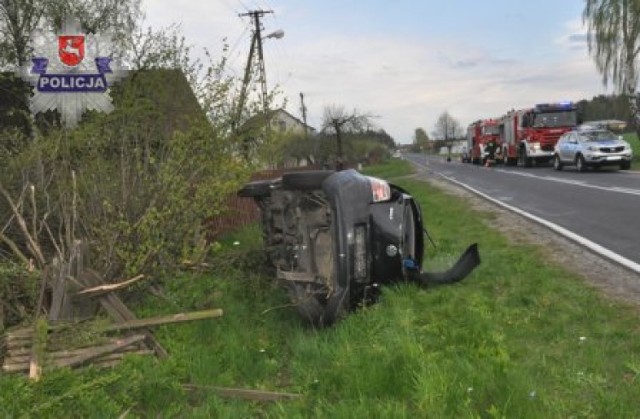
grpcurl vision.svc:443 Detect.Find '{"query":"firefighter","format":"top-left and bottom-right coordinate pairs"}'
top-left (485, 139), bottom-right (497, 166)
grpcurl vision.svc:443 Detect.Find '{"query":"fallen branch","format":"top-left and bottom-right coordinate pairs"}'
top-left (0, 231), bottom-right (30, 267)
top-left (0, 182), bottom-right (46, 267)
top-left (102, 309), bottom-right (223, 332)
top-left (75, 275), bottom-right (146, 297)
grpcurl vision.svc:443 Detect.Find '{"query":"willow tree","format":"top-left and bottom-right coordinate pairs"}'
top-left (583, 0), bottom-right (640, 136)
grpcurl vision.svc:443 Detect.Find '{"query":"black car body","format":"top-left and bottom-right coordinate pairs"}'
top-left (239, 169), bottom-right (480, 326)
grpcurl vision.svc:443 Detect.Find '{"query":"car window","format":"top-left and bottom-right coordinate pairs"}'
top-left (578, 131), bottom-right (617, 142)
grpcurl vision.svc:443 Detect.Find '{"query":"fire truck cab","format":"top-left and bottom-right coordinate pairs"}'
top-left (466, 119), bottom-right (501, 165)
top-left (500, 102), bottom-right (578, 167)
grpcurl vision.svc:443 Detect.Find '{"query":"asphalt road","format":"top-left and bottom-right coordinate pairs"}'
top-left (405, 153), bottom-right (640, 266)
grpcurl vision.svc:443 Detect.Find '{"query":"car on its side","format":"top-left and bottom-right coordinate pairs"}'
top-left (553, 127), bottom-right (633, 172)
top-left (238, 169), bottom-right (480, 327)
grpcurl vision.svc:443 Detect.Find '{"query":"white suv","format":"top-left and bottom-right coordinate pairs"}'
top-left (553, 127), bottom-right (633, 172)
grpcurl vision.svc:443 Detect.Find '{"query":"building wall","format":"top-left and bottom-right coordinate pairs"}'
top-left (271, 110), bottom-right (312, 135)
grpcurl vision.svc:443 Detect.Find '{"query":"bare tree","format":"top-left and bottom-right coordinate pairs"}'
top-left (321, 105), bottom-right (372, 170)
top-left (432, 111), bottom-right (463, 160)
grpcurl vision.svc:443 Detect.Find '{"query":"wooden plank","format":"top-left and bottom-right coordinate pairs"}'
top-left (76, 275), bottom-right (146, 297)
top-left (6, 328), bottom-right (35, 339)
top-left (102, 309), bottom-right (223, 332)
top-left (3, 348), bottom-right (154, 373)
top-left (55, 334), bottom-right (146, 369)
top-left (99, 293), bottom-right (169, 359)
top-left (6, 339), bottom-right (143, 363)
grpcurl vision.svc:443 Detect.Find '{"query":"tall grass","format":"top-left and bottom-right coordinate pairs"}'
top-left (2, 160), bottom-right (639, 417)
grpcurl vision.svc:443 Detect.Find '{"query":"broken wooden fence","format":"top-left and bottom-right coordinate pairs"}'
top-left (2, 258), bottom-right (223, 379)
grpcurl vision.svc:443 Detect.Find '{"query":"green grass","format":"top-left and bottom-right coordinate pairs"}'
top-left (2, 160), bottom-right (640, 417)
top-left (360, 157), bottom-right (415, 178)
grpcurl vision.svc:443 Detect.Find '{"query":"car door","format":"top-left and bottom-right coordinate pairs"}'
top-left (564, 133), bottom-right (579, 162)
top-left (557, 133), bottom-right (573, 162)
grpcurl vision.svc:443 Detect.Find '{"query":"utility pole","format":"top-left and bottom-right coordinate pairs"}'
top-left (237, 10), bottom-right (273, 135)
top-left (300, 92), bottom-right (308, 140)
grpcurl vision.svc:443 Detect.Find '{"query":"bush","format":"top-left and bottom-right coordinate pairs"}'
top-left (0, 69), bottom-right (251, 282)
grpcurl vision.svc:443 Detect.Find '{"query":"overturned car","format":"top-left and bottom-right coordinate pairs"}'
top-left (239, 169), bottom-right (480, 326)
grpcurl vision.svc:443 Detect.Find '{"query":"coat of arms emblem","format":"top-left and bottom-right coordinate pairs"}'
top-left (58, 35), bottom-right (85, 67)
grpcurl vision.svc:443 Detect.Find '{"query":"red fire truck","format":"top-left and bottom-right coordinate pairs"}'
top-left (499, 102), bottom-right (578, 167)
top-left (466, 119), bottom-right (501, 165)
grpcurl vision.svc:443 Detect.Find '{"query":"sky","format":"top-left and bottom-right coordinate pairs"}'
top-left (143, 0), bottom-right (613, 144)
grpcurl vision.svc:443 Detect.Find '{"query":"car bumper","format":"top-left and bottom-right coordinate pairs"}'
top-left (584, 153), bottom-right (633, 166)
top-left (322, 170), bottom-right (424, 300)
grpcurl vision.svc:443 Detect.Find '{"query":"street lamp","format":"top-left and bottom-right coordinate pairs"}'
top-left (264, 29), bottom-right (284, 40)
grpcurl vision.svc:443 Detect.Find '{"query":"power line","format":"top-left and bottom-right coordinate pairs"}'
top-left (234, 10), bottom-right (274, 133)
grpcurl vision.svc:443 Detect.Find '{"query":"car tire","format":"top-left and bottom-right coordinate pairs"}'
top-left (238, 179), bottom-right (272, 197)
top-left (576, 154), bottom-right (587, 172)
top-left (620, 161), bottom-right (631, 170)
top-left (553, 154), bottom-right (563, 171)
top-left (282, 170), bottom-right (334, 191)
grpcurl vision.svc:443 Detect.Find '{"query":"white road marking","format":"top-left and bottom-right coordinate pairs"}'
top-left (494, 169), bottom-right (640, 196)
top-left (434, 171), bottom-right (640, 275)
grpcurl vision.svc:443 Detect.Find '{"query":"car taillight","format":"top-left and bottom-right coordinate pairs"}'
top-left (354, 224), bottom-right (367, 280)
top-left (367, 177), bottom-right (391, 202)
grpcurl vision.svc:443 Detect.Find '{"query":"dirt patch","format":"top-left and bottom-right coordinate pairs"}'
top-left (410, 167), bottom-right (640, 308)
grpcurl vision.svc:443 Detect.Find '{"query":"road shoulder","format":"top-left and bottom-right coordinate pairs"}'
top-left (411, 165), bottom-right (640, 309)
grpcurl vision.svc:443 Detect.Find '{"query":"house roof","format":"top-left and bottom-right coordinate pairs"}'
top-left (239, 108), bottom-right (316, 134)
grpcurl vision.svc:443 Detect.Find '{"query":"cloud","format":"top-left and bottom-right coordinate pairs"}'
top-left (268, 29), bottom-right (607, 142)
top-left (141, 4), bottom-right (611, 144)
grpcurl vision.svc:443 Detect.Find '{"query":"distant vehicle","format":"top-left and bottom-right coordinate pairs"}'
top-left (239, 169), bottom-right (480, 326)
top-left (392, 150), bottom-right (403, 159)
top-left (500, 102), bottom-right (578, 167)
top-left (466, 119), bottom-right (500, 165)
top-left (553, 127), bottom-right (633, 172)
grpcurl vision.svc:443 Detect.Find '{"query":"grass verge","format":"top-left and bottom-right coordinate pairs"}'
top-left (1, 160), bottom-right (639, 417)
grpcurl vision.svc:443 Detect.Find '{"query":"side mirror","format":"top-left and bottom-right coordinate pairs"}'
top-left (618, 135), bottom-right (624, 141)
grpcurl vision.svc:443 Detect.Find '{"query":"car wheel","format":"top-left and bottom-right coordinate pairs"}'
top-left (576, 154), bottom-right (587, 172)
top-left (620, 161), bottom-right (631, 170)
top-left (282, 170), bottom-right (335, 191)
top-left (238, 179), bottom-right (272, 197)
top-left (553, 154), bottom-right (563, 171)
